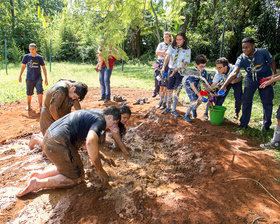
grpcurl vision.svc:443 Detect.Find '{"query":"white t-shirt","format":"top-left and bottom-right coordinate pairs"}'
top-left (156, 42), bottom-right (170, 60)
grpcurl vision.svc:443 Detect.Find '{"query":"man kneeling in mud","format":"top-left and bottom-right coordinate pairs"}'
top-left (16, 106), bottom-right (120, 197)
top-left (29, 79), bottom-right (88, 149)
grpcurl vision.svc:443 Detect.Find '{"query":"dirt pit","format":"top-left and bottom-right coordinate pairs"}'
top-left (1, 87), bottom-right (280, 223)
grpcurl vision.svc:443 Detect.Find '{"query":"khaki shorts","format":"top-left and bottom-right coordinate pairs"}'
top-left (43, 131), bottom-right (84, 180)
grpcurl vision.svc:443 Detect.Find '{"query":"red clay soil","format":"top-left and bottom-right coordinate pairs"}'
top-left (0, 87), bottom-right (280, 223)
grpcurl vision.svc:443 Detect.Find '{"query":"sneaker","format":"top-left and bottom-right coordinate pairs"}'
top-left (162, 108), bottom-right (171, 114)
top-left (25, 106), bottom-right (31, 111)
top-left (157, 102), bottom-right (162, 109)
top-left (171, 110), bottom-right (181, 117)
top-left (152, 93), bottom-right (157, 98)
top-left (192, 109), bottom-right (197, 118)
top-left (104, 99), bottom-right (110, 103)
top-left (260, 141), bottom-right (280, 149)
top-left (183, 114), bottom-right (192, 122)
top-left (98, 97), bottom-right (105, 101)
top-left (203, 114), bottom-right (209, 121)
top-left (160, 103), bottom-right (166, 110)
top-left (234, 112), bottom-right (239, 119)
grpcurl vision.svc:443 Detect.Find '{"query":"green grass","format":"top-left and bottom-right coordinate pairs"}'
top-left (0, 62), bottom-right (156, 103)
top-left (0, 61), bottom-right (279, 145)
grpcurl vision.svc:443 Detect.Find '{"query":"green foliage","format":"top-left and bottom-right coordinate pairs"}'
top-left (7, 39), bottom-right (23, 63)
top-left (1, 0), bottom-right (280, 64)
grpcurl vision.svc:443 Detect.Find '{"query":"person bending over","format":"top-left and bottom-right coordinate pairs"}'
top-left (16, 106), bottom-right (121, 197)
top-left (29, 79), bottom-right (88, 149)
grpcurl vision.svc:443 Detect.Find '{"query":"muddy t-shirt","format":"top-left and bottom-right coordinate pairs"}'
top-left (40, 80), bottom-right (73, 134)
top-left (48, 110), bottom-right (106, 145)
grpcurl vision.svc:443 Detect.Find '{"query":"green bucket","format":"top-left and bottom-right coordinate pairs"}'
top-left (209, 105), bottom-right (227, 125)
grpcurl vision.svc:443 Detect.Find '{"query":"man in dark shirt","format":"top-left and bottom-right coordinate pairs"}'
top-left (16, 106), bottom-right (121, 197)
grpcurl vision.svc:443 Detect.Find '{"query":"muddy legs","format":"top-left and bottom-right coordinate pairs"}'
top-left (16, 167), bottom-right (81, 197)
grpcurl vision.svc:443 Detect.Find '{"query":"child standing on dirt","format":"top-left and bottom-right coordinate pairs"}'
top-left (220, 37), bottom-right (276, 130)
top-left (260, 74), bottom-right (280, 149)
top-left (211, 57), bottom-right (243, 119)
top-left (153, 32), bottom-right (172, 109)
top-left (161, 33), bottom-right (191, 117)
top-left (19, 43), bottom-right (48, 111)
top-left (183, 55), bottom-right (208, 122)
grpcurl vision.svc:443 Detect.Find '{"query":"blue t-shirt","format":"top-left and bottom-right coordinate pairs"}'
top-left (185, 69), bottom-right (207, 89)
top-left (22, 54), bottom-right (45, 80)
top-left (48, 109), bottom-right (106, 146)
top-left (203, 71), bottom-right (214, 85)
top-left (235, 48), bottom-right (273, 81)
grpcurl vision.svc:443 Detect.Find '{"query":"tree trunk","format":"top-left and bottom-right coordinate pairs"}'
top-left (181, 14), bottom-right (189, 33)
top-left (10, 0), bottom-right (15, 34)
top-left (136, 27), bottom-right (141, 58)
top-left (130, 27), bottom-right (142, 58)
top-left (150, 0), bottom-right (161, 43)
top-left (192, 0), bottom-right (200, 28)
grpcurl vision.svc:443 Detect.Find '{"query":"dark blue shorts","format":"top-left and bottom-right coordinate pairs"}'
top-left (276, 105), bottom-right (280, 120)
top-left (160, 73), bottom-right (168, 87)
top-left (167, 70), bottom-right (183, 90)
top-left (26, 78), bottom-right (43, 95)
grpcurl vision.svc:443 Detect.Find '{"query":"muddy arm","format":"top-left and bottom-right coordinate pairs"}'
top-left (73, 99), bottom-right (81, 110)
top-left (49, 91), bottom-right (67, 120)
top-left (111, 131), bottom-right (130, 156)
top-left (86, 130), bottom-right (109, 185)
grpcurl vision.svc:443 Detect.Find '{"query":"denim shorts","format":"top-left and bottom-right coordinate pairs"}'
top-left (26, 78), bottom-right (43, 95)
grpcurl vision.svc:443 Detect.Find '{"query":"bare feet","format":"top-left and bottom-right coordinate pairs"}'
top-left (16, 177), bottom-right (38, 197)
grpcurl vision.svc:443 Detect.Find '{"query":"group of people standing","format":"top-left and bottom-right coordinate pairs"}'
top-left (152, 34), bottom-right (279, 148)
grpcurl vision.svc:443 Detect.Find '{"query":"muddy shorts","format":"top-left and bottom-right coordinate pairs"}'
top-left (40, 108), bottom-right (55, 135)
top-left (276, 105), bottom-right (280, 120)
top-left (42, 131), bottom-right (84, 180)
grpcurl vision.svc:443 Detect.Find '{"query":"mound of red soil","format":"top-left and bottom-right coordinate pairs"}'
top-left (0, 88), bottom-right (280, 223)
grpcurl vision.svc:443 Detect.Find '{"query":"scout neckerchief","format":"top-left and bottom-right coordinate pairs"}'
top-left (244, 48), bottom-right (258, 81)
top-left (174, 46), bottom-right (182, 65)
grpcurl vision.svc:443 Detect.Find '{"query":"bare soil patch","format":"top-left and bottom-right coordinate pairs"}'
top-left (0, 87), bottom-right (280, 223)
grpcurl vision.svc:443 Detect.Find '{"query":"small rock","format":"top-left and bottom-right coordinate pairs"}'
top-left (211, 166), bottom-right (217, 174)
